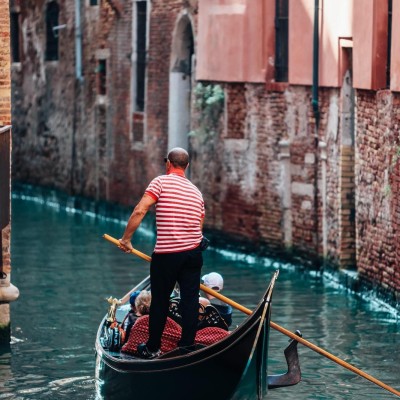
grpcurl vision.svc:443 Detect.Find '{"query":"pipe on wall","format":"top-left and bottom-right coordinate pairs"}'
top-left (312, 0), bottom-right (321, 264)
top-left (312, 0), bottom-right (319, 125)
top-left (74, 0), bottom-right (82, 81)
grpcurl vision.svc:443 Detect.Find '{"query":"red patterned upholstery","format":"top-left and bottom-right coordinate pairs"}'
top-left (195, 327), bottom-right (230, 346)
top-left (121, 316), bottom-right (182, 354)
top-left (121, 316), bottom-right (230, 355)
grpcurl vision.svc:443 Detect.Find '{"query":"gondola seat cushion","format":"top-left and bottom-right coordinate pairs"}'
top-left (121, 316), bottom-right (230, 355)
top-left (195, 327), bottom-right (230, 346)
top-left (121, 315), bottom-right (182, 354)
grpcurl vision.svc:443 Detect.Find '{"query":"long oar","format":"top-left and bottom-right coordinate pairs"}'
top-left (103, 233), bottom-right (400, 397)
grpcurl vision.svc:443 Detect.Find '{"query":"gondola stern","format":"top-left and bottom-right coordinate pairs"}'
top-left (267, 330), bottom-right (302, 390)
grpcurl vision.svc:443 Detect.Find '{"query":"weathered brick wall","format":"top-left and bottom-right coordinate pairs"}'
top-left (339, 146), bottom-right (356, 268)
top-left (11, 0), bottom-right (141, 202)
top-left (356, 90), bottom-right (399, 296)
top-left (0, 0), bottom-right (11, 126)
top-left (86, 1), bottom-right (136, 202)
top-left (11, 0), bottom-right (76, 191)
top-left (190, 84), bottom-right (342, 256)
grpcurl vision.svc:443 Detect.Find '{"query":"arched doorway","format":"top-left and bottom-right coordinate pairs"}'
top-left (168, 13), bottom-right (194, 151)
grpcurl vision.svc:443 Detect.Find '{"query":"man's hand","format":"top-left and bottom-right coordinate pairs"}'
top-left (118, 238), bottom-right (134, 253)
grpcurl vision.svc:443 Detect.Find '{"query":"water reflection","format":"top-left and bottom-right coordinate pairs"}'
top-left (3, 193), bottom-right (399, 399)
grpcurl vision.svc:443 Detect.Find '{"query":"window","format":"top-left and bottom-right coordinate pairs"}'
top-left (275, 0), bottom-right (289, 82)
top-left (10, 12), bottom-right (21, 63)
top-left (90, 0), bottom-right (98, 5)
top-left (45, 2), bottom-right (60, 61)
top-left (135, 1), bottom-right (147, 112)
top-left (386, 0), bottom-right (392, 88)
top-left (97, 59), bottom-right (107, 95)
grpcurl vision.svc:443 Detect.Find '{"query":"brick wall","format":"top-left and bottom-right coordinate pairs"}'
top-left (339, 146), bottom-right (356, 268)
top-left (11, 0), bottom-right (76, 191)
top-left (190, 83), bottom-right (331, 254)
top-left (356, 90), bottom-right (399, 296)
top-left (0, 0), bottom-right (11, 126)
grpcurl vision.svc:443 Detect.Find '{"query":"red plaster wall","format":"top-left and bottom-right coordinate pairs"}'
top-left (196, 0), bottom-right (271, 83)
top-left (289, 0), bottom-right (314, 86)
top-left (390, 0), bottom-right (400, 91)
top-left (352, 0), bottom-right (388, 90)
top-left (289, 0), bottom-right (353, 87)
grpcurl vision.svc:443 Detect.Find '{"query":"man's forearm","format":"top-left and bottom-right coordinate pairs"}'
top-left (118, 194), bottom-right (156, 252)
top-left (122, 208), bottom-right (147, 241)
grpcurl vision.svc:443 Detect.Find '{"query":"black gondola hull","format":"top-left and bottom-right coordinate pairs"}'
top-left (95, 273), bottom-right (277, 400)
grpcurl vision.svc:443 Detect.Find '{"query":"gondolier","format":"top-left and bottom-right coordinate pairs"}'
top-left (118, 147), bottom-right (205, 359)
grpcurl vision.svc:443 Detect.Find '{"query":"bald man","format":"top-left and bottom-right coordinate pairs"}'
top-left (119, 147), bottom-right (205, 359)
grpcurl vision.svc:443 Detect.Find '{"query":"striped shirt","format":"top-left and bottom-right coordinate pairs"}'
top-left (145, 171), bottom-right (205, 253)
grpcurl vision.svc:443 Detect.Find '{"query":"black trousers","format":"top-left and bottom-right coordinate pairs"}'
top-left (147, 247), bottom-right (203, 351)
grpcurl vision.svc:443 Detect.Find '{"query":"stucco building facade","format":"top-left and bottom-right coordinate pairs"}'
top-left (9, 0), bottom-right (400, 306)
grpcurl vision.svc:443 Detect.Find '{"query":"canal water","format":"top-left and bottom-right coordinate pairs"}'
top-left (1, 191), bottom-right (399, 399)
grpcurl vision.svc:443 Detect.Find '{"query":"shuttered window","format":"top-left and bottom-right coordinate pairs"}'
top-left (275, 0), bottom-right (288, 82)
top-left (45, 2), bottom-right (60, 61)
top-left (135, 1), bottom-right (147, 112)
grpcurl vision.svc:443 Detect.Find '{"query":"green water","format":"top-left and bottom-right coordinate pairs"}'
top-left (0, 194), bottom-right (399, 399)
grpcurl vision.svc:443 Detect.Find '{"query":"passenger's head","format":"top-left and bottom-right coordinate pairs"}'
top-left (202, 272), bottom-right (224, 292)
top-left (198, 297), bottom-right (210, 320)
top-left (135, 290), bottom-right (152, 316)
top-left (199, 296), bottom-right (211, 308)
top-left (129, 290), bottom-right (141, 310)
top-left (165, 147), bottom-right (189, 170)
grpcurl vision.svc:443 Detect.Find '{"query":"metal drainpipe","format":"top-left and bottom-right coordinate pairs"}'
top-left (71, 0), bottom-right (82, 193)
top-left (75, 0), bottom-right (83, 82)
top-left (312, 0), bottom-right (321, 266)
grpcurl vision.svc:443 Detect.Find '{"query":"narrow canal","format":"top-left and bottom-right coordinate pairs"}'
top-left (1, 191), bottom-right (399, 399)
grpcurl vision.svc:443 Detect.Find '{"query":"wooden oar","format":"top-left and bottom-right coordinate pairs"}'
top-left (103, 233), bottom-right (400, 398)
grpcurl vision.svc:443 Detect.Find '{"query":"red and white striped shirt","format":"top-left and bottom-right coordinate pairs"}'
top-left (145, 171), bottom-right (205, 253)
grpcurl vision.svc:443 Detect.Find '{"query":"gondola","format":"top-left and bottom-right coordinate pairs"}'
top-left (95, 271), bottom-right (301, 400)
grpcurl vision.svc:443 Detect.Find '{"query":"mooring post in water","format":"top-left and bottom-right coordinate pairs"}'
top-left (0, 126), bottom-right (20, 345)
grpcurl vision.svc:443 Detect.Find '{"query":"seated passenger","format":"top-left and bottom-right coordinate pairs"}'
top-left (201, 272), bottom-right (233, 327)
top-left (121, 290), bottom-right (141, 342)
top-left (198, 296), bottom-right (211, 308)
top-left (197, 297), bottom-right (210, 323)
top-left (135, 290), bottom-right (152, 316)
top-left (168, 296), bottom-right (210, 326)
top-left (122, 290), bottom-right (151, 342)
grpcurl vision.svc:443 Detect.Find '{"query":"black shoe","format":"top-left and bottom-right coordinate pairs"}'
top-left (137, 343), bottom-right (161, 359)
